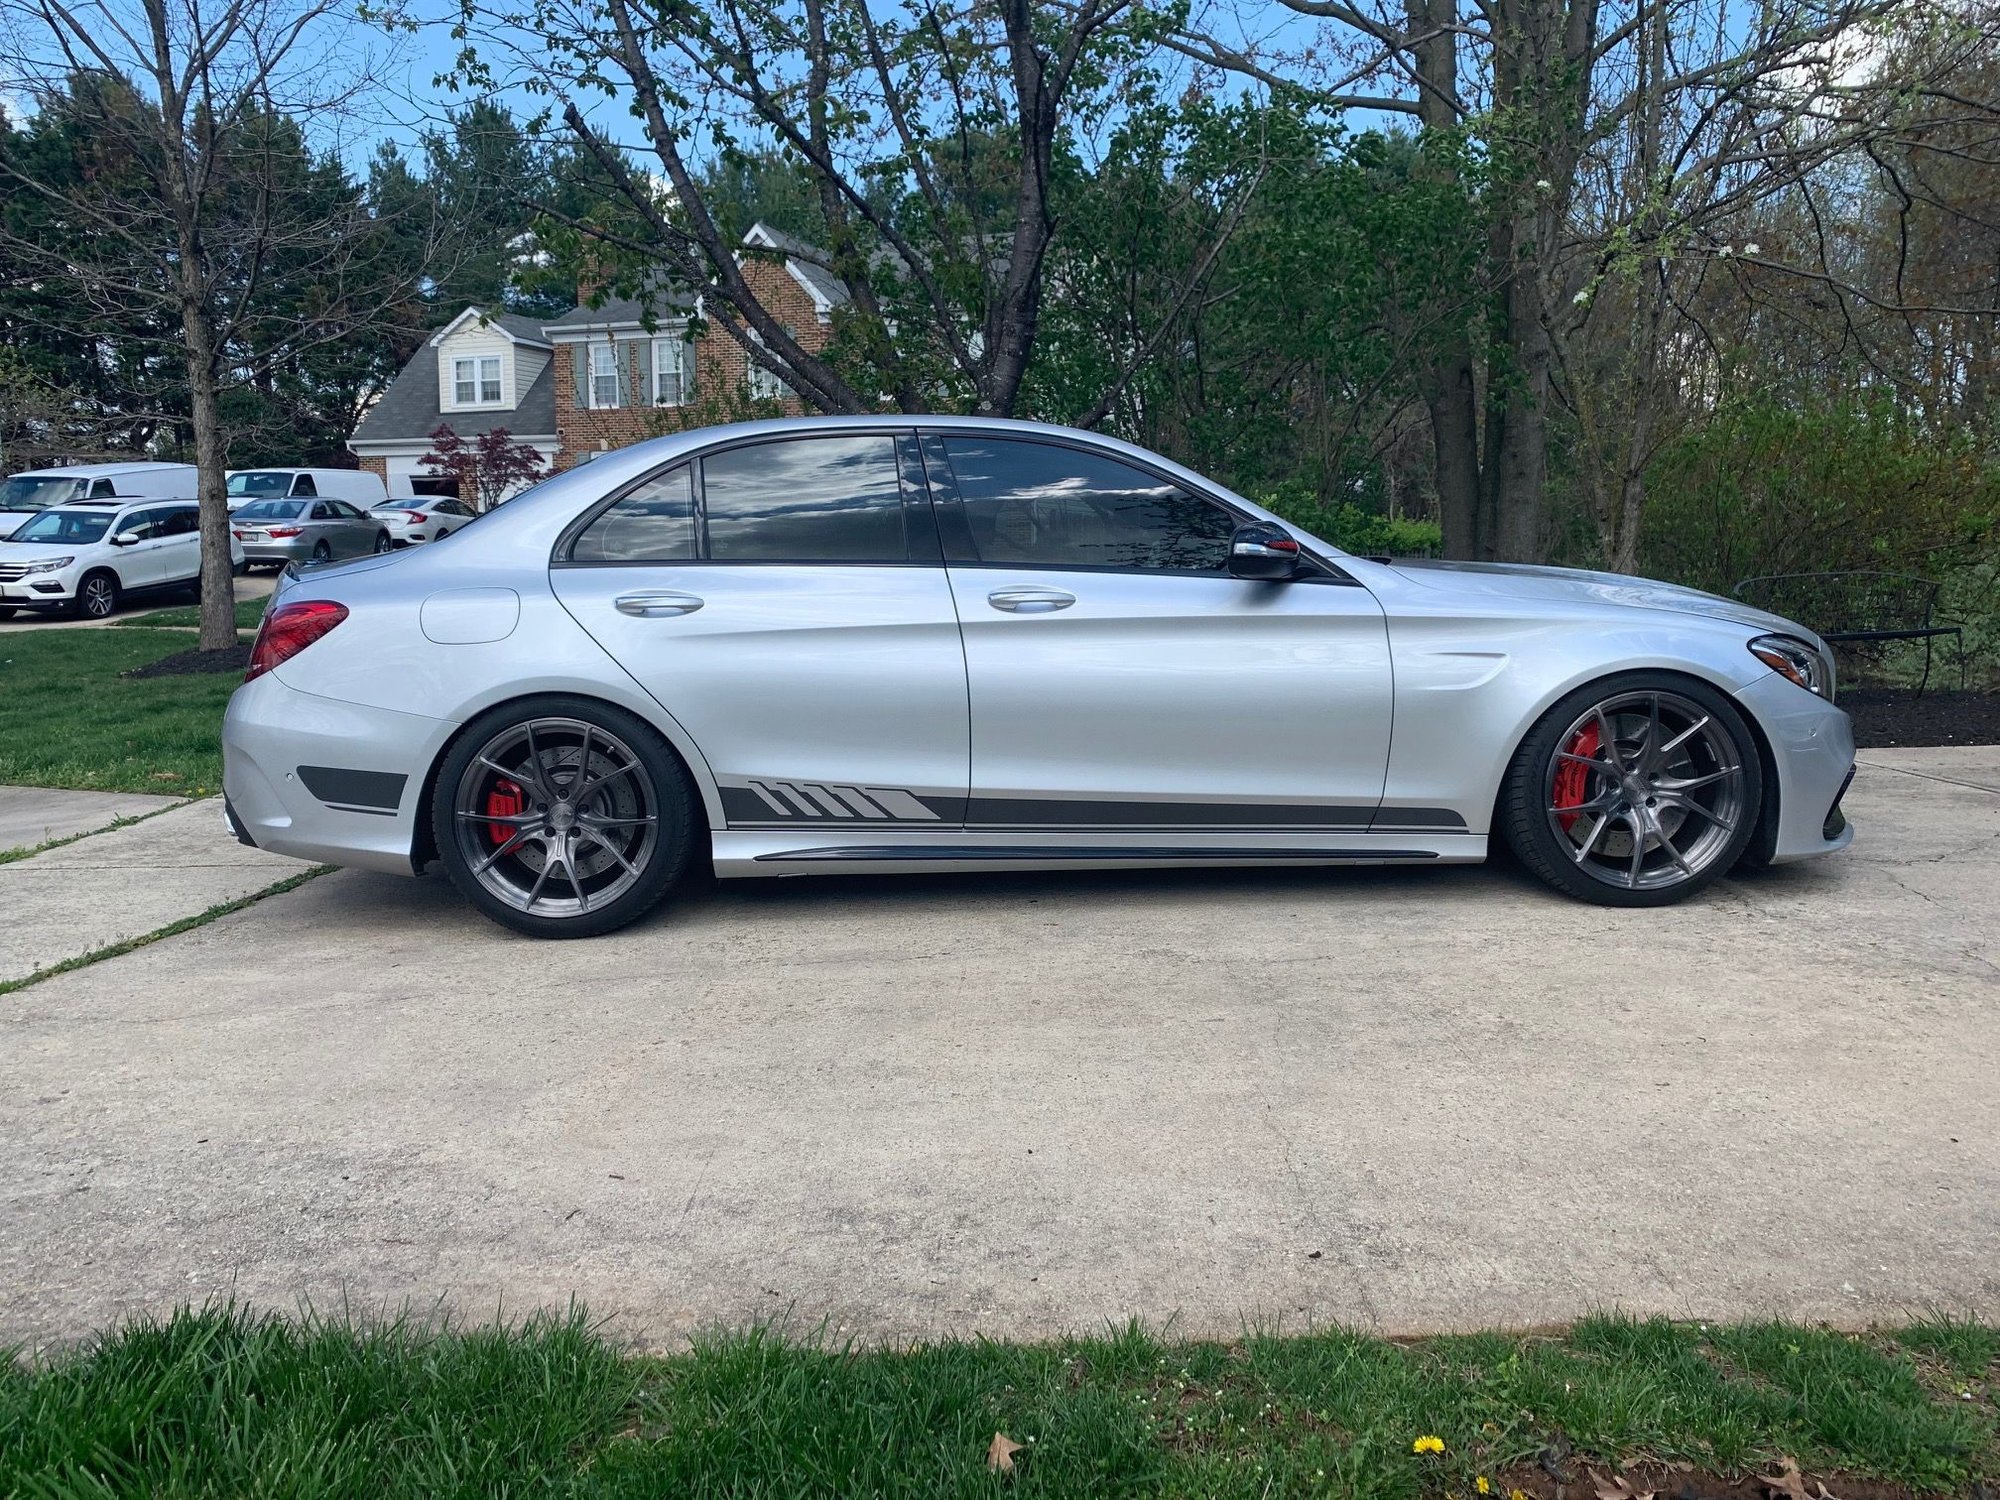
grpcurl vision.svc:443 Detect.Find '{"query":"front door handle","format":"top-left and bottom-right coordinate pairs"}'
top-left (987, 586), bottom-right (1076, 614)
top-left (615, 590), bottom-right (705, 618)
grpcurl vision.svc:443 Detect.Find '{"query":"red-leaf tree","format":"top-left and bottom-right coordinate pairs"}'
top-left (419, 424), bottom-right (549, 511)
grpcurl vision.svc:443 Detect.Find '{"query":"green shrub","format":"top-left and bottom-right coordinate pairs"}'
top-left (1256, 480), bottom-right (1444, 557)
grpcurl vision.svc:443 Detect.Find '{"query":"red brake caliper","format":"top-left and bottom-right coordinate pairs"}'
top-left (1552, 723), bottom-right (1602, 833)
top-left (485, 777), bottom-right (525, 846)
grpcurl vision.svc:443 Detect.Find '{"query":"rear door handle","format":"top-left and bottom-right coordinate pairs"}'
top-left (987, 586), bottom-right (1075, 614)
top-left (615, 590), bottom-right (704, 618)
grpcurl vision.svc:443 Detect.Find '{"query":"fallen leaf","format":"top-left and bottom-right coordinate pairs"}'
top-left (987, 1432), bottom-right (1023, 1473)
top-left (1587, 1467), bottom-right (1655, 1500)
top-left (1762, 1457), bottom-right (1810, 1500)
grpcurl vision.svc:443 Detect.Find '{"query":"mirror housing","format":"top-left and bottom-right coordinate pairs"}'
top-left (110, 530), bottom-right (141, 547)
top-left (1228, 522), bottom-right (1302, 581)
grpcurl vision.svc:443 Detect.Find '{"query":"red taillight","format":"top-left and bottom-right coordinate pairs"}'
top-left (404, 512), bottom-right (428, 524)
top-left (265, 525), bottom-right (303, 539)
top-left (231, 530), bottom-right (247, 539)
top-left (246, 599), bottom-right (348, 682)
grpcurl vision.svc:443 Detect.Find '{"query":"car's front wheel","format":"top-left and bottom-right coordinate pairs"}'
top-left (1500, 673), bottom-right (1763, 907)
top-left (73, 570), bottom-right (119, 621)
top-left (432, 696), bottom-right (696, 938)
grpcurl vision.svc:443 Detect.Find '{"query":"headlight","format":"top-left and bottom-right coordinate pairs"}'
top-left (20, 556), bottom-right (74, 575)
top-left (1749, 634), bottom-right (1834, 699)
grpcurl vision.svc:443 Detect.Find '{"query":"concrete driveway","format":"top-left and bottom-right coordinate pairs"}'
top-left (2, 749), bottom-right (1995, 1349)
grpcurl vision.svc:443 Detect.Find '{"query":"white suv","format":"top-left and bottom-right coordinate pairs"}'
top-left (0, 500), bottom-right (243, 620)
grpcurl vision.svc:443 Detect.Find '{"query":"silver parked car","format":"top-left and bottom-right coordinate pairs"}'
top-left (231, 497), bottom-right (391, 567)
top-left (223, 417), bottom-right (1854, 938)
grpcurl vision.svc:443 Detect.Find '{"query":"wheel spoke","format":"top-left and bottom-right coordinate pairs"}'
top-left (581, 827), bottom-right (639, 877)
top-left (1659, 795), bottom-right (1736, 834)
top-left (579, 759), bottom-right (641, 799)
top-left (1643, 694), bottom-right (1663, 770)
top-left (523, 855), bottom-right (554, 911)
top-left (1624, 807), bottom-right (1647, 887)
top-left (1658, 765), bottom-right (1739, 793)
top-left (1651, 809), bottom-right (1696, 877)
top-left (1550, 790), bottom-right (1619, 818)
top-left (1556, 749), bottom-right (1615, 771)
top-left (580, 812), bottom-right (656, 828)
top-left (472, 827), bottom-right (534, 876)
top-left (562, 840), bottom-right (590, 911)
top-left (572, 724), bottom-right (593, 797)
top-left (1593, 707), bottom-right (1624, 771)
top-left (1656, 715), bottom-right (1710, 760)
top-left (455, 809), bottom-right (541, 826)
top-left (1571, 812), bottom-right (1613, 864)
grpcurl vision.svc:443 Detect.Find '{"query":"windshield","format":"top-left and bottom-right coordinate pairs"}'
top-left (11, 508), bottom-right (115, 544)
top-left (233, 500), bottom-right (307, 521)
top-left (0, 476), bottom-right (86, 513)
top-left (228, 471), bottom-right (295, 497)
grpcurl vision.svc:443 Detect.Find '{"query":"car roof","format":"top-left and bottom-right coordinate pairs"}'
top-left (10, 462), bottom-right (193, 478)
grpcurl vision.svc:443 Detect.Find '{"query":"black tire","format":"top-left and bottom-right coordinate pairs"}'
top-left (373, 531), bottom-right (392, 554)
top-left (73, 570), bottom-right (119, 621)
top-left (432, 694), bottom-right (696, 939)
top-left (1499, 671), bottom-right (1763, 907)
top-left (0, 606), bottom-right (16, 620)
top-left (310, 539), bottom-right (332, 563)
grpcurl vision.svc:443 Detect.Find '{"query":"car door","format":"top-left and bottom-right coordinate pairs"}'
top-left (550, 431), bottom-right (971, 829)
top-left (112, 506), bottom-right (170, 588)
top-left (927, 433), bottom-right (1400, 839)
top-left (154, 505), bottom-right (201, 584)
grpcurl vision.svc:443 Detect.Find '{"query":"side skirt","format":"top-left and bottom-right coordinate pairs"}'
top-left (711, 831), bottom-right (1488, 879)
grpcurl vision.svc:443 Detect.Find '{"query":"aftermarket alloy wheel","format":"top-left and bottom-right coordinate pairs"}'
top-left (1500, 673), bottom-right (1763, 906)
top-left (433, 696), bottom-right (695, 938)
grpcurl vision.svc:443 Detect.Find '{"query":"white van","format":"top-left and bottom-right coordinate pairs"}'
top-left (0, 462), bottom-right (198, 532)
top-left (227, 468), bottom-right (386, 511)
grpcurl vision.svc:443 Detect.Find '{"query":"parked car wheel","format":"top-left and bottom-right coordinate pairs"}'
top-left (73, 570), bottom-right (119, 621)
top-left (373, 531), bottom-right (392, 554)
top-left (0, 606), bottom-right (16, 620)
top-left (310, 539), bottom-right (332, 563)
top-left (431, 696), bottom-right (696, 939)
top-left (1500, 672), bottom-right (1763, 907)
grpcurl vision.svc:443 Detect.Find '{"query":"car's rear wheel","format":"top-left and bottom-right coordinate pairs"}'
top-left (373, 531), bottom-right (392, 554)
top-left (433, 696), bottom-right (695, 938)
top-left (73, 570), bottom-right (119, 620)
top-left (310, 539), bottom-right (332, 563)
top-left (1500, 673), bottom-right (1762, 907)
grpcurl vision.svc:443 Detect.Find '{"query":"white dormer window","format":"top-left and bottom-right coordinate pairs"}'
top-left (745, 327), bottom-right (794, 401)
top-left (652, 336), bottom-right (692, 406)
top-left (454, 355), bottom-right (502, 406)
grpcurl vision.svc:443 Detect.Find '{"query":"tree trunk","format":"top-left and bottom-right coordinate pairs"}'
top-left (1423, 358), bottom-right (1484, 558)
top-left (182, 300), bottom-right (238, 653)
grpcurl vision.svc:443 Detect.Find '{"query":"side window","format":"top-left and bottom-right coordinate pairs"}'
top-left (701, 436), bottom-right (905, 563)
top-left (311, 501), bottom-right (336, 520)
top-left (942, 438), bottom-right (1235, 573)
top-left (90, 478), bottom-right (117, 499)
top-left (291, 474), bottom-right (318, 497)
top-left (569, 465), bottom-right (696, 563)
top-left (161, 508), bottom-right (199, 536)
top-left (119, 507), bottom-right (163, 541)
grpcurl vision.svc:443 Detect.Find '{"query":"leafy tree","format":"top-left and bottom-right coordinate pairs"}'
top-left (419, 424), bottom-right (549, 510)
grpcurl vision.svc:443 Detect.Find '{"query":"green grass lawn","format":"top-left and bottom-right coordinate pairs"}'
top-left (110, 595), bottom-right (269, 631)
top-left (0, 627), bottom-right (234, 794)
top-left (1, 1308), bottom-right (1993, 1497)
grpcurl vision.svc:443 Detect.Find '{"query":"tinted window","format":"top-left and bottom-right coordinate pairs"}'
top-left (311, 502), bottom-right (335, 520)
top-left (161, 507), bottom-right (198, 536)
top-left (234, 500), bottom-right (306, 521)
top-left (228, 471), bottom-right (291, 497)
top-left (119, 507), bottom-right (165, 541)
top-left (570, 466), bottom-right (696, 563)
top-left (701, 436), bottom-right (906, 563)
top-left (292, 474), bottom-right (318, 497)
top-left (943, 438), bottom-right (1234, 572)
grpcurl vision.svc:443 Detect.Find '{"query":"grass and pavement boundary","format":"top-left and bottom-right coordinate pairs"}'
top-left (1, 1306), bottom-right (1994, 1496)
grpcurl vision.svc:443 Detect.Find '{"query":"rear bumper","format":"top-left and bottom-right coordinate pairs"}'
top-left (240, 538), bottom-right (315, 564)
top-left (222, 669), bottom-right (457, 876)
top-left (1737, 671), bottom-right (1856, 862)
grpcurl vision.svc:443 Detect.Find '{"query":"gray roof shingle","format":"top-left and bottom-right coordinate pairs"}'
top-left (350, 341), bottom-right (557, 446)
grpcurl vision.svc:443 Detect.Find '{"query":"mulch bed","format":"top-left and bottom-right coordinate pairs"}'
top-left (121, 644), bottom-right (252, 679)
top-left (1840, 689), bottom-right (2000, 749)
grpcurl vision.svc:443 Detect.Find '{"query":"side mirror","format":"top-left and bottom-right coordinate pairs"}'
top-left (110, 530), bottom-right (141, 547)
top-left (1228, 522), bottom-right (1302, 581)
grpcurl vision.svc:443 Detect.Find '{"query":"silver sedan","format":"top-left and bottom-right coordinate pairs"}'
top-left (223, 416), bottom-right (1854, 938)
top-left (231, 498), bottom-right (391, 567)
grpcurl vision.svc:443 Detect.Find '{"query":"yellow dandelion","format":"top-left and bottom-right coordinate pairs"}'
top-left (1511, 1490), bottom-right (1531, 1500)
top-left (1413, 1435), bottom-right (1445, 1455)
top-left (1477, 1479), bottom-right (1491, 1495)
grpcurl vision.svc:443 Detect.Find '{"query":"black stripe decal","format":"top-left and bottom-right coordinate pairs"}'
top-left (720, 784), bottom-right (1466, 833)
top-left (756, 845), bottom-right (1440, 863)
top-left (296, 765), bottom-right (406, 811)
top-left (967, 796), bottom-right (1378, 829)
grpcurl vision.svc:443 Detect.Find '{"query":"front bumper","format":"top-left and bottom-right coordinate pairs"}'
top-left (1736, 671), bottom-right (1856, 862)
top-left (223, 668), bottom-right (457, 876)
top-left (0, 573), bottom-right (80, 607)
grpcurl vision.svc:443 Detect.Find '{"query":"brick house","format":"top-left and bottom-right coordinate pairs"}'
top-left (348, 222), bottom-right (843, 501)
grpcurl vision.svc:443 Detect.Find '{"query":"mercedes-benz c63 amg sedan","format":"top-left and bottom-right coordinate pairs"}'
top-left (222, 417), bottom-right (1854, 938)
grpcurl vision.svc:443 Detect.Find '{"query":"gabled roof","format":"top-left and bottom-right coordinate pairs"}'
top-left (541, 276), bottom-right (697, 334)
top-left (426, 307), bottom-right (553, 350)
top-left (349, 341), bottom-right (557, 448)
top-left (741, 221), bottom-right (851, 313)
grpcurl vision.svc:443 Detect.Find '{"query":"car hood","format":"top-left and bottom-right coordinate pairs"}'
top-left (0, 539), bottom-right (87, 563)
top-left (1385, 559), bottom-right (1824, 646)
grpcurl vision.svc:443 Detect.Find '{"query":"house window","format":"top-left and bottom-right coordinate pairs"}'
top-left (652, 336), bottom-right (692, 407)
top-left (589, 341), bottom-right (623, 409)
top-left (453, 355), bottom-right (502, 406)
top-left (745, 328), bottom-right (794, 401)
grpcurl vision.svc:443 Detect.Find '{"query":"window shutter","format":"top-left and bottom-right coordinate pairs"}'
top-left (683, 333), bottom-right (697, 399)
top-left (571, 344), bottom-right (587, 408)
top-left (618, 342), bottom-right (640, 408)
